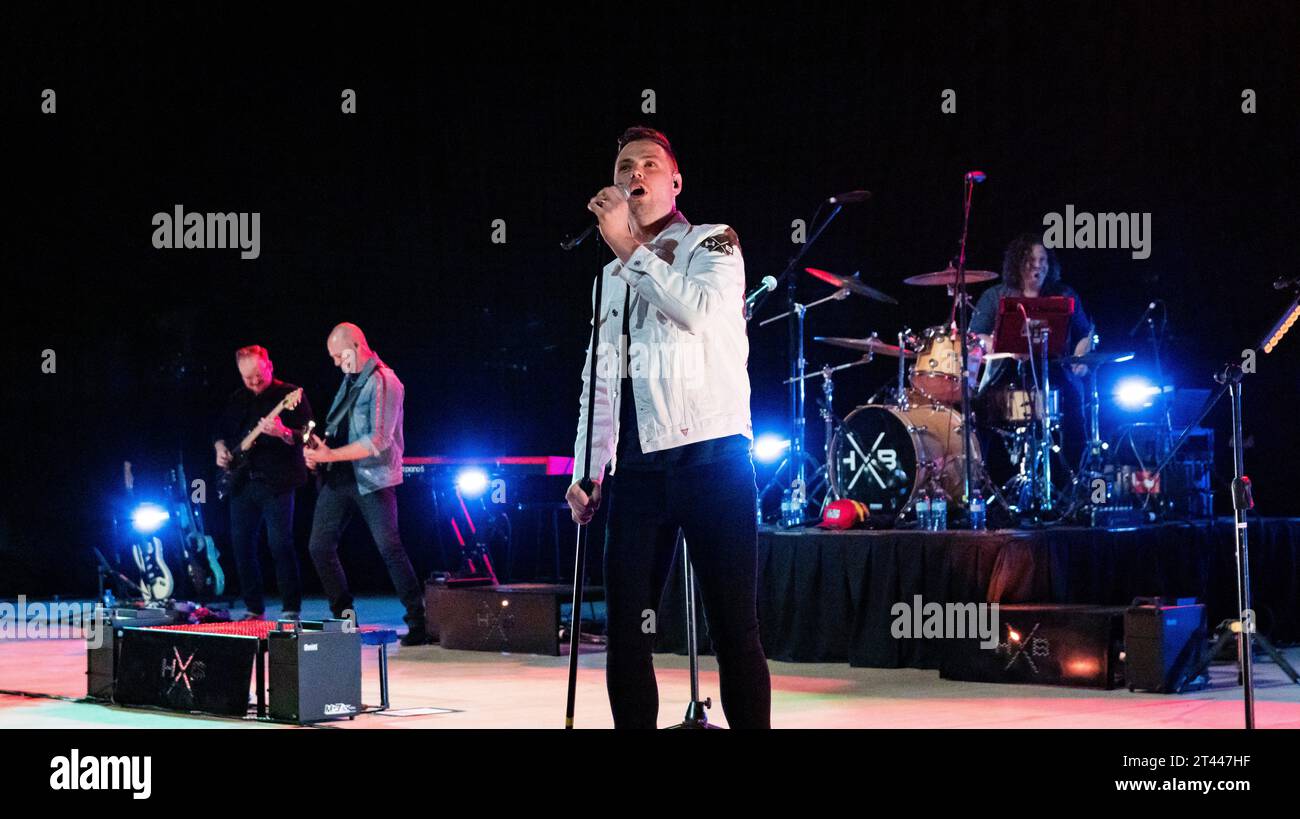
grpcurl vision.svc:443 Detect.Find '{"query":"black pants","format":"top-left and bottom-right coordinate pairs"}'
top-left (308, 481), bottom-right (424, 628)
top-left (602, 453), bottom-right (771, 729)
top-left (229, 481), bottom-right (302, 614)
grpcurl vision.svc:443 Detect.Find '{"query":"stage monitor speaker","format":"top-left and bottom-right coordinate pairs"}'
top-left (86, 607), bottom-right (188, 699)
top-left (438, 583), bottom-right (601, 655)
top-left (1123, 598), bottom-right (1207, 693)
top-left (268, 621), bottom-right (361, 723)
top-left (940, 604), bottom-right (1127, 689)
top-left (114, 628), bottom-right (258, 716)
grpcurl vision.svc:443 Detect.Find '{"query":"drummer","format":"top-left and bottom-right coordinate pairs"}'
top-left (970, 233), bottom-right (1095, 469)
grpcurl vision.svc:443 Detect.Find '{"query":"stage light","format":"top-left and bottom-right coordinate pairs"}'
top-left (753, 433), bottom-right (790, 464)
top-left (130, 503), bottom-right (170, 535)
top-left (455, 467), bottom-right (490, 497)
top-left (1261, 295), bottom-right (1299, 354)
top-left (1114, 377), bottom-right (1161, 410)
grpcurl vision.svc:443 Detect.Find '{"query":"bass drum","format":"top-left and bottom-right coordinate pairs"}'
top-left (828, 400), bottom-right (980, 517)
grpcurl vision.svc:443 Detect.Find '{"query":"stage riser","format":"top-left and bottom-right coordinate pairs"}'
top-left (655, 519), bottom-right (1300, 670)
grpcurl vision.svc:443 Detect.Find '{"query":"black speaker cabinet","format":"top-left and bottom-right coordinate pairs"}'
top-left (437, 583), bottom-right (601, 655)
top-left (940, 604), bottom-right (1127, 689)
top-left (268, 621), bottom-right (361, 723)
top-left (85, 607), bottom-right (180, 700)
top-left (1124, 599), bottom-right (1207, 693)
top-left (114, 628), bottom-right (258, 716)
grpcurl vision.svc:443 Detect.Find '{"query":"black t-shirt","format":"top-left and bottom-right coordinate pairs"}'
top-left (969, 281), bottom-right (1094, 394)
top-left (215, 380), bottom-right (314, 495)
top-left (323, 374), bottom-right (357, 488)
top-left (614, 286), bottom-right (750, 471)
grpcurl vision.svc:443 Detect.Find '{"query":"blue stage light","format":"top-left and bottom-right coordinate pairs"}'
top-left (1114, 376), bottom-right (1161, 410)
top-left (130, 502), bottom-right (170, 535)
top-left (753, 433), bottom-right (791, 464)
top-left (455, 467), bottom-right (490, 497)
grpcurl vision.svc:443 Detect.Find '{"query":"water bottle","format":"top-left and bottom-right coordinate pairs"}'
top-left (780, 489), bottom-right (792, 525)
top-left (915, 491), bottom-right (931, 530)
top-left (931, 491), bottom-right (948, 531)
top-left (969, 490), bottom-right (986, 531)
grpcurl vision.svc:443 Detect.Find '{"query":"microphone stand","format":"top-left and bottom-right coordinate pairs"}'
top-left (1140, 283), bottom-right (1300, 727)
top-left (749, 201), bottom-right (848, 525)
top-left (954, 175), bottom-right (979, 514)
top-left (562, 245), bottom-right (606, 729)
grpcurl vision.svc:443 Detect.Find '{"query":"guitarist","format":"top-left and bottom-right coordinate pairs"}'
top-left (213, 345), bottom-right (313, 620)
top-left (303, 323), bottom-right (429, 646)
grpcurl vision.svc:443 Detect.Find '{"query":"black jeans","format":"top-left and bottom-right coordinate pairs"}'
top-left (307, 482), bottom-right (424, 628)
top-left (229, 481), bottom-right (302, 614)
top-left (603, 453), bottom-right (771, 728)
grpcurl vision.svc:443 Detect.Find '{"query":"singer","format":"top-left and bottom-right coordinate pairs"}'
top-left (564, 126), bottom-right (771, 728)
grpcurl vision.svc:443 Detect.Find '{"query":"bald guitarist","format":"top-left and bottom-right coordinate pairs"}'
top-left (214, 345), bottom-right (314, 621)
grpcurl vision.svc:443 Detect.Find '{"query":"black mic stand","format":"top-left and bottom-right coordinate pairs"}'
top-left (666, 533), bottom-right (722, 728)
top-left (749, 200), bottom-right (850, 526)
top-left (562, 236), bottom-right (606, 729)
top-left (951, 173), bottom-right (1010, 523)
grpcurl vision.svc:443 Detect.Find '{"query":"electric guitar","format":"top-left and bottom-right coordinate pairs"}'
top-left (216, 388), bottom-right (304, 500)
top-left (301, 420), bottom-right (338, 485)
top-left (124, 460), bottom-right (175, 602)
top-left (169, 459), bottom-right (225, 598)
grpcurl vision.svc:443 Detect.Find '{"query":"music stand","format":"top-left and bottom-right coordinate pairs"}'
top-left (991, 296), bottom-right (1075, 519)
top-left (991, 296), bottom-right (1075, 356)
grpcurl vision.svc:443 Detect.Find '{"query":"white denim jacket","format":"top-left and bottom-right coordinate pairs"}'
top-left (572, 211), bottom-right (753, 483)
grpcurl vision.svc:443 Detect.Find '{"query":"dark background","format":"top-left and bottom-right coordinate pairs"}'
top-left (4, 3), bottom-right (1298, 597)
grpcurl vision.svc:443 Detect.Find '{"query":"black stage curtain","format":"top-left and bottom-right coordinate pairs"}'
top-left (656, 518), bottom-right (1300, 669)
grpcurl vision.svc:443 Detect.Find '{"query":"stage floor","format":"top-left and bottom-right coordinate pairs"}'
top-left (2, 596), bottom-right (1299, 729)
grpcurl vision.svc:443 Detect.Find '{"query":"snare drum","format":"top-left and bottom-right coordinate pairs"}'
top-left (988, 388), bottom-right (1060, 425)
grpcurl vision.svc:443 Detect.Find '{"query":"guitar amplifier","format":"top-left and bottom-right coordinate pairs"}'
top-left (268, 620), bottom-right (362, 723)
top-left (1124, 598), bottom-right (1207, 693)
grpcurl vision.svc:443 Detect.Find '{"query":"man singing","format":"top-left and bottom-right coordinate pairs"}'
top-left (214, 345), bottom-right (313, 620)
top-left (565, 127), bottom-right (771, 728)
top-left (304, 323), bottom-right (428, 646)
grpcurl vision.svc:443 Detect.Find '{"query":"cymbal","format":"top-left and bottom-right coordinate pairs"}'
top-left (1059, 350), bottom-right (1136, 367)
top-left (903, 266), bottom-right (998, 287)
top-left (804, 267), bottom-right (899, 304)
top-left (814, 336), bottom-right (915, 358)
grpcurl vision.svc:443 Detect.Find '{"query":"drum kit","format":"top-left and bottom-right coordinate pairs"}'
top-left (759, 262), bottom-right (1134, 529)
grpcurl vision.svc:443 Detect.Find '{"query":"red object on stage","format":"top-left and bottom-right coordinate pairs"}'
top-left (151, 620), bottom-right (385, 639)
top-left (819, 499), bottom-right (869, 529)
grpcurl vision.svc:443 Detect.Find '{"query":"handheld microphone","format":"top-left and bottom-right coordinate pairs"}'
top-left (560, 184), bottom-right (631, 251)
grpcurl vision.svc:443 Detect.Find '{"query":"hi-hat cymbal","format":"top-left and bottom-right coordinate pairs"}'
top-left (805, 267), bottom-right (899, 304)
top-left (814, 336), bottom-right (916, 358)
top-left (903, 266), bottom-right (998, 286)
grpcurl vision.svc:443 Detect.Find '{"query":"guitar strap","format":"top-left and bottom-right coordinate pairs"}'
top-left (324, 363), bottom-right (380, 439)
